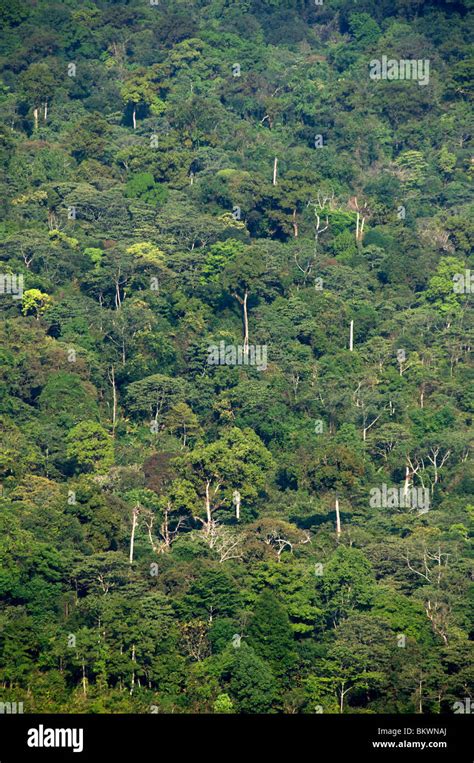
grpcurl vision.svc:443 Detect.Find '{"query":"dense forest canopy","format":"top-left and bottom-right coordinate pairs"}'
top-left (0, 0), bottom-right (473, 714)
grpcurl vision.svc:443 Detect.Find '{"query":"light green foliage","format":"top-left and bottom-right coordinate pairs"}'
top-left (126, 242), bottom-right (166, 266)
top-left (186, 427), bottom-right (275, 520)
top-left (426, 256), bottom-right (466, 316)
top-left (84, 247), bottom-right (103, 268)
top-left (0, 0), bottom-right (472, 716)
top-left (213, 693), bottom-right (234, 713)
top-left (201, 239), bottom-right (246, 284)
top-left (66, 421), bottom-right (114, 474)
top-left (125, 173), bottom-right (168, 206)
top-left (120, 68), bottom-right (166, 121)
top-left (126, 374), bottom-right (187, 423)
top-left (21, 289), bottom-right (52, 319)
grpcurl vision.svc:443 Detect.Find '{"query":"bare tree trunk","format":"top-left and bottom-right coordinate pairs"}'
top-left (233, 490), bottom-right (241, 520)
top-left (355, 212), bottom-right (366, 242)
top-left (243, 291), bottom-right (249, 354)
top-left (403, 464), bottom-right (410, 498)
top-left (233, 290), bottom-right (249, 354)
top-left (132, 106), bottom-right (136, 130)
top-left (162, 506), bottom-right (170, 549)
top-left (33, 108), bottom-right (39, 130)
top-left (129, 505), bottom-right (139, 564)
top-left (115, 278), bottom-right (122, 310)
top-left (335, 496), bottom-right (341, 540)
top-left (340, 682), bottom-right (345, 713)
top-left (82, 659), bottom-right (87, 697)
top-left (349, 320), bottom-right (354, 352)
top-left (352, 196), bottom-right (367, 242)
top-left (314, 213), bottom-right (329, 246)
top-left (362, 413), bottom-right (381, 442)
top-left (272, 156), bottom-right (278, 186)
top-left (130, 644), bottom-right (136, 694)
top-left (205, 480), bottom-right (212, 527)
top-left (109, 365), bottom-right (117, 438)
top-left (44, 101), bottom-right (48, 122)
top-left (292, 209), bottom-right (298, 237)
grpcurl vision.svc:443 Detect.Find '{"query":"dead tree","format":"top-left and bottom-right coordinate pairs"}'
top-left (294, 204), bottom-right (329, 284)
top-left (335, 496), bottom-right (341, 540)
top-left (348, 196), bottom-right (370, 243)
top-left (143, 506), bottom-right (187, 554)
top-left (272, 156), bottom-right (278, 186)
top-left (129, 503), bottom-right (140, 564)
top-left (108, 365), bottom-right (118, 438)
top-left (232, 290), bottom-right (249, 354)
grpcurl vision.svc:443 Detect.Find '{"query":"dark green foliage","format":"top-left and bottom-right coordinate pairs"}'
top-left (125, 173), bottom-right (168, 207)
top-left (0, 0), bottom-right (472, 715)
top-left (247, 590), bottom-right (296, 678)
top-left (222, 643), bottom-right (277, 714)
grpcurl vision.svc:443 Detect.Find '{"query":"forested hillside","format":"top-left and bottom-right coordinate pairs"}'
top-left (0, 0), bottom-right (473, 714)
